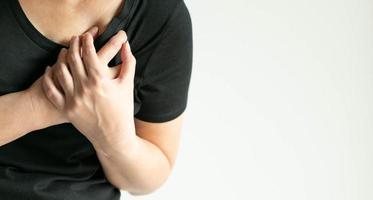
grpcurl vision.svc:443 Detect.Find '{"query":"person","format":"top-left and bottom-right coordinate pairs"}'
top-left (0, 0), bottom-right (193, 199)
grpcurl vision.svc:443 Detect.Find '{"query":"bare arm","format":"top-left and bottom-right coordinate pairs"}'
top-left (0, 81), bottom-right (64, 146)
top-left (94, 114), bottom-right (183, 195)
top-left (0, 90), bottom-right (36, 146)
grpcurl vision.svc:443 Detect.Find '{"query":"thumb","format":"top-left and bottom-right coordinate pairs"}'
top-left (118, 41), bottom-right (136, 83)
top-left (97, 30), bottom-right (127, 65)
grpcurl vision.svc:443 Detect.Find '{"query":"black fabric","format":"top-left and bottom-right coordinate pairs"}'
top-left (0, 0), bottom-right (192, 199)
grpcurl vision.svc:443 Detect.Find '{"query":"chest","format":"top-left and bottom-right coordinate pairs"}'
top-left (18, 0), bottom-right (124, 47)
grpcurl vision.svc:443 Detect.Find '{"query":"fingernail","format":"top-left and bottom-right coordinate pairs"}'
top-left (60, 48), bottom-right (67, 54)
top-left (83, 31), bottom-right (90, 37)
top-left (94, 27), bottom-right (99, 33)
top-left (83, 33), bottom-right (90, 40)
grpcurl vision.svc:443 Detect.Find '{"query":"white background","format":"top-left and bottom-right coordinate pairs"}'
top-left (126, 0), bottom-right (373, 199)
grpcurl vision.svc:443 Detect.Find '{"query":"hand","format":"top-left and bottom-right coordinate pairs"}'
top-left (42, 30), bottom-right (137, 150)
top-left (25, 71), bottom-right (68, 128)
top-left (25, 27), bottom-right (101, 129)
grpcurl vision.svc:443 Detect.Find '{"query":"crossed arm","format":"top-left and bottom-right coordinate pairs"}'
top-left (0, 27), bottom-right (184, 195)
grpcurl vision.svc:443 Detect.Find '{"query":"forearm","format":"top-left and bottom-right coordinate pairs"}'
top-left (93, 130), bottom-right (172, 195)
top-left (0, 91), bottom-right (39, 146)
top-left (0, 79), bottom-right (67, 147)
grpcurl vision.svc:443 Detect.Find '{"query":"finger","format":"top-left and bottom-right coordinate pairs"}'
top-left (81, 32), bottom-right (104, 78)
top-left (56, 62), bottom-right (74, 98)
top-left (57, 47), bottom-right (68, 62)
top-left (97, 30), bottom-right (127, 65)
top-left (80, 26), bottom-right (99, 57)
top-left (52, 68), bottom-right (62, 92)
top-left (85, 26), bottom-right (99, 39)
top-left (67, 36), bottom-right (87, 82)
top-left (42, 66), bottom-right (65, 110)
top-left (53, 48), bottom-right (68, 91)
top-left (118, 41), bottom-right (136, 84)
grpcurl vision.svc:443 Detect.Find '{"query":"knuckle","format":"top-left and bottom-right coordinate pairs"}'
top-left (56, 65), bottom-right (62, 74)
top-left (58, 48), bottom-right (67, 62)
top-left (58, 75), bottom-right (67, 86)
top-left (82, 45), bottom-right (93, 56)
top-left (50, 94), bottom-right (60, 104)
top-left (55, 63), bottom-right (63, 73)
top-left (80, 78), bottom-right (88, 87)
top-left (78, 85), bottom-right (89, 96)
top-left (57, 68), bottom-right (65, 81)
top-left (70, 99), bottom-right (79, 108)
top-left (106, 32), bottom-right (127, 50)
top-left (68, 96), bottom-right (81, 110)
top-left (112, 31), bottom-right (126, 44)
top-left (89, 68), bottom-right (103, 79)
top-left (45, 87), bottom-right (55, 99)
top-left (108, 40), bottom-right (118, 49)
top-left (82, 46), bottom-right (89, 56)
top-left (74, 99), bottom-right (83, 109)
top-left (61, 63), bottom-right (69, 73)
top-left (90, 76), bottom-right (101, 88)
top-left (114, 38), bottom-right (123, 47)
top-left (68, 52), bottom-right (80, 65)
top-left (44, 85), bottom-right (51, 94)
top-left (84, 47), bottom-right (95, 57)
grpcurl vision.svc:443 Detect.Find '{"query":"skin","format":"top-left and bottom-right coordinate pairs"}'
top-left (0, 0), bottom-right (184, 195)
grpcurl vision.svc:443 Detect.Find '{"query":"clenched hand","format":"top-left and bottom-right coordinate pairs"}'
top-left (42, 30), bottom-right (137, 151)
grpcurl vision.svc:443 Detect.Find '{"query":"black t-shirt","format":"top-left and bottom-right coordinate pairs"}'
top-left (0, 0), bottom-right (192, 199)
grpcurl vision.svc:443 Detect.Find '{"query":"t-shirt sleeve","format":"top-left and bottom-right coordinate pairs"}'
top-left (133, 1), bottom-right (193, 123)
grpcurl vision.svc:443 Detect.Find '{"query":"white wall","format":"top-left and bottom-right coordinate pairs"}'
top-left (126, 0), bottom-right (373, 199)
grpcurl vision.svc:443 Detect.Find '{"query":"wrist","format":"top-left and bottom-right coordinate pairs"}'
top-left (23, 86), bottom-right (67, 130)
top-left (18, 89), bottom-right (45, 132)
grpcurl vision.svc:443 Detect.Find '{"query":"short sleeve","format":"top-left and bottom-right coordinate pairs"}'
top-left (134, 1), bottom-right (193, 123)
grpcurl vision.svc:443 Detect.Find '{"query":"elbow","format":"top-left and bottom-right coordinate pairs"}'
top-left (124, 181), bottom-right (164, 196)
top-left (117, 157), bottom-right (175, 196)
top-left (124, 171), bottom-right (172, 196)
top-left (127, 187), bottom-right (159, 196)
